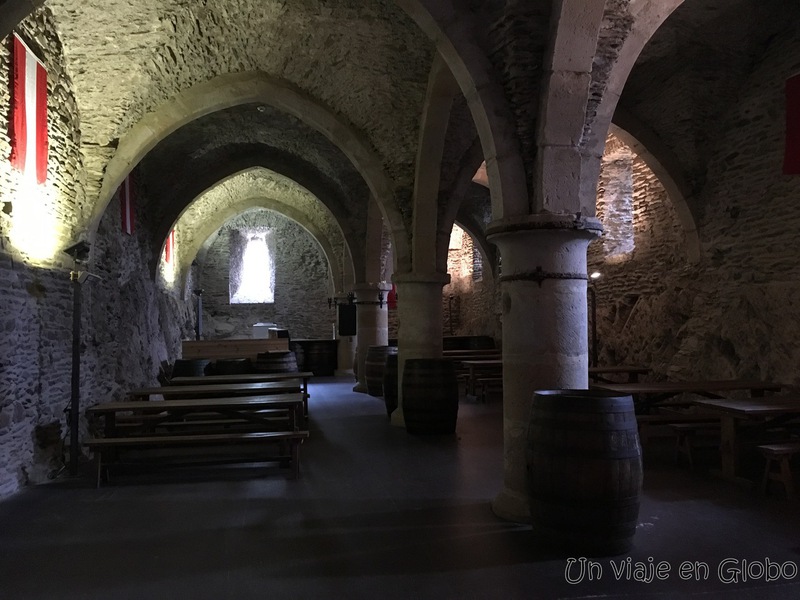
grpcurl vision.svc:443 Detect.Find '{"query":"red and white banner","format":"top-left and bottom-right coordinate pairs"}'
top-left (10, 34), bottom-right (48, 185)
top-left (165, 229), bottom-right (175, 263)
top-left (119, 175), bottom-right (135, 235)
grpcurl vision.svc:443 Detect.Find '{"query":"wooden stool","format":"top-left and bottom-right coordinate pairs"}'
top-left (671, 423), bottom-right (720, 471)
top-left (758, 442), bottom-right (800, 500)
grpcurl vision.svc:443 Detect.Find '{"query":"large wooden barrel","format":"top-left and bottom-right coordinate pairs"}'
top-left (383, 353), bottom-right (399, 416)
top-left (254, 351), bottom-right (298, 374)
top-left (302, 340), bottom-right (338, 376)
top-left (209, 358), bottom-right (253, 375)
top-left (171, 359), bottom-right (210, 378)
top-left (402, 358), bottom-right (459, 434)
top-left (365, 346), bottom-right (397, 397)
top-left (526, 389), bottom-right (643, 556)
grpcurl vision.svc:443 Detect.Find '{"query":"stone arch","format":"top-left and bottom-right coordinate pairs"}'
top-left (148, 145), bottom-right (365, 280)
top-left (582, 0), bottom-right (685, 195)
top-left (411, 52), bottom-right (460, 275)
top-left (437, 137), bottom-right (489, 275)
top-left (395, 0), bottom-right (528, 219)
top-left (0, 1), bottom-right (44, 41)
top-left (533, 1), bottom-right (608, 216)
top-left (180, 197), bottom-right (353, 300)
top-left (89, 71), bottom-right (410, 271)
top-left (609, 119), bottom-right (700, 263)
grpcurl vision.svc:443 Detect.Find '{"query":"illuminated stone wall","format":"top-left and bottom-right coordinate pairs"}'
top-left (0, 10), bottom-right (87, 498)
top-left (0, 11), bottom-right (192, 499)
top-left (201, 209), bottom-right (333, 340)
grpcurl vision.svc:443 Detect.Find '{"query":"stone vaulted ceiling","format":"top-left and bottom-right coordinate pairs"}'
top-left (44, 0), bottom-right (434, 246)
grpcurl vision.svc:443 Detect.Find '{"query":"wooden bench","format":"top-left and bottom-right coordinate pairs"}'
top-left (476, 377), bottom-right (503, 403)
top-left (636, 413), bottom-right (719, 447)
top-left (757, 442), bottom-right (800, 500)
top-left (85, 430), bottom-right (309, 487)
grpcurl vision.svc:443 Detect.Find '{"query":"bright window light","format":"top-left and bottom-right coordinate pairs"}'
top-left (230, 229), bottom-right (274, 304)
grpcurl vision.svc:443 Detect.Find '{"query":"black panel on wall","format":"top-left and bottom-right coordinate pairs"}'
top-left (338, 304), bottom-right (357, 336)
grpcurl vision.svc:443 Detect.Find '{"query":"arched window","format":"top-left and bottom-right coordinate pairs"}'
top-left (229, 228), bottom-right (275, 304)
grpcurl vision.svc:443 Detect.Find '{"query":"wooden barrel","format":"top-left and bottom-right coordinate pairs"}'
top-left (171, 359), bottom-right (210, 378)
top-left (401, 358), bottom-right (459, 434)
top-left (365, 346), bottom-right (397, 397)
top-left (383, 353), bottom-right (399, 417)
top-left (209, 358), bottom-right (253, 375)
top-left (526, 389), bottom-right (643, 556)
top-left (302, 340), bottom-right (338, 376)
top-left (254, 351), bottom-right (298, 374)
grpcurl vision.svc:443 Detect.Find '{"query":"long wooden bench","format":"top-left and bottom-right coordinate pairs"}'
top-left (114, 411), bottom-right (293, 435)
top-left (85, 430), bottom-right (309, 487)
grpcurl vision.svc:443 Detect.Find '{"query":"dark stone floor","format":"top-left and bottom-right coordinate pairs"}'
top-left (1, 377), bottom-right (799, 599)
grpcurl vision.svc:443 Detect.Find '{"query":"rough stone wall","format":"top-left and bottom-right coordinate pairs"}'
top-left (590, 23), bottom-right (800, 383)
top-left (0, 10), bottom-right (88, 499)
top-left (588, 141), bottom-right (688, 375)
top-left (201, 209), bottom-right (332, 340)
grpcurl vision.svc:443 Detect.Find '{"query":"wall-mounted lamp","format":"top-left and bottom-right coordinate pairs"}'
top-left (63, 239), bottom-right (91, 264)
top-left (327, 291), bottom-right (356, 309)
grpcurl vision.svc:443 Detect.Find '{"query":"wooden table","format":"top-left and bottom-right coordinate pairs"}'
top-left (129, 380), bottom-right (308, 418)
top-left (590, 380), bottom-right (783, 413)
top-left (169, 372), bottom-right (312, 414)
top-left (589, 366), bottom-right (650, 383)
top-left (692, 396), bottom-right (800, 480)
top-left (459, 363), bottom-right (649, 399)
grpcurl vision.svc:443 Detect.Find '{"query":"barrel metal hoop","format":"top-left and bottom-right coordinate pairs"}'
top-left (499, 267), bottom-right (587, 286)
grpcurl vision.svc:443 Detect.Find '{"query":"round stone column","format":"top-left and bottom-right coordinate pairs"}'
top-left (352, 282), bottom-right (392, 393)
top-left (486, 214), bottom-right (602, 523)
top-left (390, 272), bottom-right (450, 427)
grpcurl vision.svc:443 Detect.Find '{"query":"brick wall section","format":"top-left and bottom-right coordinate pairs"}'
top-left (443, 226), bottom-right (500, 340)
top-left (588, 141), bottom-right (688, 375)
top-left (201, 209), bottom-right (332, 339)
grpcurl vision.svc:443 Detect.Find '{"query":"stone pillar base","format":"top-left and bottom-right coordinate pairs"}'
top-left (392, 272), bottom-right (450, 427)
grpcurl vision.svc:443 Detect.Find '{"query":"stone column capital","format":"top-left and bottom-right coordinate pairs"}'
top-left (392, 271), bottom-right (451, 287)
top-left (351, 281), bottom-right (393, 295)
